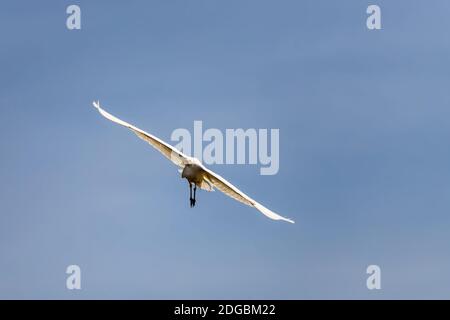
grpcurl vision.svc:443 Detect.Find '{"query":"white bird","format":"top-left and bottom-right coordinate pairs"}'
top-left (92, 101), bottom-right (294, 224)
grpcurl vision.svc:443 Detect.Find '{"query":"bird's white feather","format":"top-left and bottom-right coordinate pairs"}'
top-left (253, 203), bottom-right (295, 224)
top-left (93, 101), bottom-right (188, 167)
top-left (93, 101), bottom-right (295, 224)
top-left (201, 165), bottom-right (295, 223)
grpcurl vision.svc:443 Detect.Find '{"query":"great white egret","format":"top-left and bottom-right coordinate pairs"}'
top-left (93, 101), bottom-right (294, 224)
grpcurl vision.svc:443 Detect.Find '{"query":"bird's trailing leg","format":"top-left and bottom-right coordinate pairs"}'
top-left (189, 184), bottom-right (197, 207)
top-left (189, 182), bottom-right (196, 207)
top-left (192, 184), bottom-right (197, 207)
top-left (189, 182), bottom-right (193, 207)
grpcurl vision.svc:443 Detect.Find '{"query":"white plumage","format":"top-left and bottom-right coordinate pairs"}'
top-left (93, 101), bottom-right (294, 224)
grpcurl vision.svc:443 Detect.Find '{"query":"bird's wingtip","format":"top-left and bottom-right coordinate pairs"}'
top-left (284, 217), bottom-right (295, 224)
top-left (92, 100), bottom-right (100, 110)
top-left (254, 202), bottom-right (295, 224)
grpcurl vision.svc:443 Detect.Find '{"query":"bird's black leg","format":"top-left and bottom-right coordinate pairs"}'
top-left (189, 182), bottom-right (194, 207)
top-left (192, 184), bottom-right (197, 207)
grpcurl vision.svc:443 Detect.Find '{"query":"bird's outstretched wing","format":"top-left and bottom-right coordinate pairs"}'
top-left (93, 101), bottom-right (294, 224)
top-left (93, 101), bottom-right (188, 167)
top-left (200, 165), bottom-right (295, 224)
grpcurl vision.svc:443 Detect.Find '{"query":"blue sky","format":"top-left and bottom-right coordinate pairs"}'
top-left (1, 0), bottom-right (450, 299)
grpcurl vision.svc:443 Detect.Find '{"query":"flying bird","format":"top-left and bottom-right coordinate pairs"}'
top-left (92, 101), bottom-right (294, 224)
